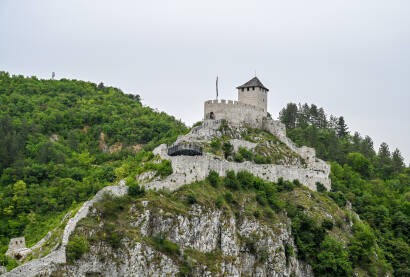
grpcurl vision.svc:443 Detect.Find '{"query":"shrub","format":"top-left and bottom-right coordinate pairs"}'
top-left (157, 160), bottom-right (173, 177)
top-left (210, 139), bottom-right (221, 151)
top-left (292, 179), bottom-right (302, 187)
top-left (222, 141), bottom-right (233, 158)
top-left (329, 191), bottom-right (347, 207)
top-left (234, 153), bottom-right (244, 162)
top-left (186, 194), bottom-right (197, 205)
top-left (253, 154), bottom-right (266, 164)
top-left (224, 192), bottom-right (233, 203)
top-left (314, 236), bottom-right (352, 276)
top-left (277, 177), bottom-right (294, 191)
top-left (237, 170), bottom-right (254, 189)
top-left (66, 235), bottom-right (90, 263)
top-left (253, 209), bottom-right (261, 218)
top-left (215, 195), bottom-right (224, 208)
top-left (322, 218), bottom-right (334, 230)
top-left (224, 170), bottom-right (239, 190)
top-left (192, 121), bottom-right (202, 128)
top-left (316, 182), bottom-right (327, 192)
top-left (207, 170), bottom-right (220, 187)
top-left (98, 194), bottom-right (127, 220)
top-left (238, 147), bottom-right (253, 161)
top-left (103, 223), bottom-right (123, 248)
top-left (152, 233), bottom-right (180, 256)
top-left (291, 212), bottom-right (326, 260)
top-left (127, 178), bottom-right (145, 197)
top-left (256, 191), bottom-right (268, 206)
top-left (268, 195), bottom-right (285, 211)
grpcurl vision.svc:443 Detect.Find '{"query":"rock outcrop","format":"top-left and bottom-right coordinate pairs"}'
top-left (147, 119), bottom-right (330, 192)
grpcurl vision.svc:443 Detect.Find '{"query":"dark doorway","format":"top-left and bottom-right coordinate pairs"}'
top-left (209, 112), bottom-right (215, 119)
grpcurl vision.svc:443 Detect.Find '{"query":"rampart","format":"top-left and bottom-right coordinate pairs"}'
top-left (204, 100), bottom-right (266, 127)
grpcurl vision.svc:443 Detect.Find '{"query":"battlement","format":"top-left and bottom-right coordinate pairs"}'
top-left (204, 98), bottom-right (266, 127)
top-left (204, 99), bottom-right (265, 112)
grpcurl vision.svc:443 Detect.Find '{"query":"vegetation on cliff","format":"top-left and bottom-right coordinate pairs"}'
top-left (280, 103), bottom-right (409, 276)
top-left (65, 171), bottom-right (388, 276)
top-left (0, 72), bottom-right (187, 265)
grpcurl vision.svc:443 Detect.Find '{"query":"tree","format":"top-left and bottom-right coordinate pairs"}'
top-left (314, 236), bottom-right (352, 276)
top-left (360, 135), bottom-right (375, 159)
top-left (279, 103), bottom-right (298, 129)
top-left (377, 142), bottom-right (393, 178)
top-left (12, 180), bottom-right (29, 214)
top-left (347, 152), bottom-right (371, 177)
top-left (337, 116), bottom-right (348, 137)
top-left (392, 148), bottom-right (404, 173)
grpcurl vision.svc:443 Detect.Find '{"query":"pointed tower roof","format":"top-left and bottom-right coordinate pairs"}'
top-left (236, 77), bottom-right (269, 91)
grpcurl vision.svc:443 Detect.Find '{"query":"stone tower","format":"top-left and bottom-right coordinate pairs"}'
top-left (237, 77), bottom-right (269, 113)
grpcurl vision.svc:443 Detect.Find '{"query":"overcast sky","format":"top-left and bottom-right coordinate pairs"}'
top-left (1, 0), bottom-right (409, 163)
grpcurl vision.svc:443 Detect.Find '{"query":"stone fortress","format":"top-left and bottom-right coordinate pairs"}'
top-left (204, 77), bottom-right (268, 126)
top-left (147, 76), bottom-right (331, 192)
top-left (3, 77), bottom-right (331, 277)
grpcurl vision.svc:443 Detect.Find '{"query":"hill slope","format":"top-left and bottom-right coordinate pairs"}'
top-left (0, 73), bottom-right (408, 276)
top-left (0, 72), bottom-right (187, 267)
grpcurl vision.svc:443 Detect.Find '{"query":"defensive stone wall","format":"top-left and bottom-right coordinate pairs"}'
top-left (204, 100), bottom-right (266, 127)
top-left (3, 184), bottom-right (129, 277)
top-left (151, 144), bottom-right (330, 192)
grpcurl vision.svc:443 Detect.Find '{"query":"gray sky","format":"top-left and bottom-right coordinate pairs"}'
top-left (1, 0), bottom-right (409, 163)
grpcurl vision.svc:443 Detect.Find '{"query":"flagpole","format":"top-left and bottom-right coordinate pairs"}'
top-left (216, 76), bottom-right (219, 100)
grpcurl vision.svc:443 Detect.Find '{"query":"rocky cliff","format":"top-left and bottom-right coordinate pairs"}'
top-left (3, 119), bottom-right (351, 277)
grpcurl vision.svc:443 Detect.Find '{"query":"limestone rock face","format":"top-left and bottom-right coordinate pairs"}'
top-left (46, 202), bottom-right (313, 277)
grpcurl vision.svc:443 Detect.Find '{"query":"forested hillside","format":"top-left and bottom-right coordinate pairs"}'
top-left (0, 72), bottom-right (187, 265)
top-left (280, 103), bottom-right (409, 276)
top-left (0, 72), bottom-right (408, 276)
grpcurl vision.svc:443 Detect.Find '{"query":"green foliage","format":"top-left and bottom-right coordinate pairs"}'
top-left (224, 171), bottom-right (239, 190)
top-left (126, 178), bottom-right (145, 198)
top-left (224, 192), bottom-right (233, 203)
top-left (206, 170), bottom-right (220, 187)
top-left (253, 154), bottom-right (271, 164)
top-left (151, 233), bottom-right (180, 257)
top-left (238, 147), bottom-right (253, 161)
top-left (234, 153), bottom-right (244, 162)
top-left (277, 177), bottom-right (295, 192)
top-left (210, 139), bottom-right (221, 152)
top-left (157, 160), bottom-right (173, 177)
top-left (222, 141), bottom-right (233, 159)
top-left (314, 236), bottom-right (352, 276)
top-left (322, 219), bottom-right (334, 230)
top-left (348, 221), bottom-right (376, 266)
top-left (316, 182), bottom-right (327, 192)
top-left (186, 194), bottom-right (197, 205)
top-left (0, 72), bottom-right (187, 254)
top-left (347, 152), bottom-right (371, 177)
top-left (214, 195), bottom-right (224, 208)
top-left (66, 235), bottom-right (90, 263)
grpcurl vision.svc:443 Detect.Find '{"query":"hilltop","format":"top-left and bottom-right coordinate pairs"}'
top-left (0, 73), bottom-right (408, 276)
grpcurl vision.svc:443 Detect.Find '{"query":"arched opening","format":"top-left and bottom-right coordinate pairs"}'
top-left (209, 112), bottom-right (215, 120)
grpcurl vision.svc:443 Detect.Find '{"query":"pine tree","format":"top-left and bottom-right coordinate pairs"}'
top-left (317, 107), bottom-right (328, 129)
top-left (360, 136), bottom-right (375, 159)
top-left (336, 116), bottom-right (348, 137)
top-left (392, 148), bottom-right (404, 173)
top-left (279, 103), bottom-right (298, 129)
top-left (377, 142), bottom-right (393, 178)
